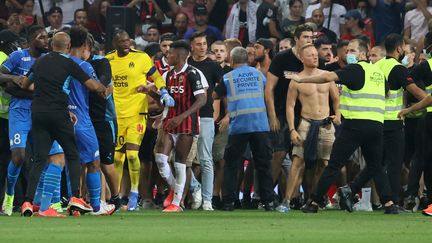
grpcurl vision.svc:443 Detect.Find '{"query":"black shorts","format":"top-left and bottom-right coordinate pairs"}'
top-left (139, 127), bottom-right (158, 162)
top-left (93, 120), bottom-right (116, 165)
top-left (269, 114), bottom-right (291, 152)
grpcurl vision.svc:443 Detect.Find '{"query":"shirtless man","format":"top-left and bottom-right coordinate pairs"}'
top-left (278, 44), bottom-right (340, 212)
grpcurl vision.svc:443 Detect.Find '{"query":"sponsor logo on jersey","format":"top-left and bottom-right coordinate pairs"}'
top-left (129, 62), bottom-right (135, 68)
top-left (137, 123), bottom-right (144, 133)
top-left (21, 57), bottom-right (32, 62)
top-left (169, 86), bottom-right (184, 93)
top-left (113, 75), bottom-right (128, 87)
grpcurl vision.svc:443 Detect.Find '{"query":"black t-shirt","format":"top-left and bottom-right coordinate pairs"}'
top-left (188, 57), bottom-right (223, 118)
top-left (88, 55), bottom-right (112, 123)
top-left (280, 17), bottom-right (305, 38)
top-left (318, 27), bottom-right (338, 44)
top-left (30, 52), bottom-right (90, 113)
top-left (268, 49), bottom-right (325, 116)
top-left (335, 61), bottom-right (384, 128)
top-left (239, 9), bottom-right (249, 46)
top-left (324, 61), bottom-right (342, 71)
top-left (208, 0), bottom-right (229, 32)
top-left (256, 2), bottom-right (278, 39)
top-left (407, 62), bottom-right (431, 104)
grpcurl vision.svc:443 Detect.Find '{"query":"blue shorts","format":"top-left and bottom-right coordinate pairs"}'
top-left (75, 127), bottom-right (100, 164)
top-left (9, 108), bottom-right (63, 155)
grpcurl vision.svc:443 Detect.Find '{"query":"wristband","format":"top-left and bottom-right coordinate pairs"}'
top-left (289, 129), bottom-right (295, 134)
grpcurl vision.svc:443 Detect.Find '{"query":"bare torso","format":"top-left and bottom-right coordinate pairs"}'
top-left (296, 69), bottom-right (331, 120)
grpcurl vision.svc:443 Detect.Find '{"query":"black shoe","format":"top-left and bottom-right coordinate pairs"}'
top-left (419, 196), bottom-right (429, 210)
top-left (290, 197), bottom-right (303, 210)
top-left (241, 198), bottom-right (253, 209)
top-left (338, 185), bottom-right (354, 212)
top-left (121, 196), bottom-right (128, 206)
top-left (301, 200), bottom-right (318, 213)
top-left (108, 196), bottom-right (122, 211)
top-left (250, 198), bottom-right (260, 209)
top-left (404, 195), bottom-right (417, 212)
top-left (263, 202), bottom-right (275, 211)
top-left (222, 202), bottom-right (235, 211)
top-left (372, 203), bottom-right (383, 211)
top-left (153, 193), bottom-right (164, 208)
top-left (212, 196), bottom-right (223, 210)
top-left (234, 199), bottom-right (242, 209)
top-left (384, 204), bottom-right (407, 214)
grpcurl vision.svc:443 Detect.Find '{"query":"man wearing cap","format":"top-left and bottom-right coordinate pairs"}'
top-left (341, 9), bottom-right (375, 47)
top-left (45, 7), bottom-right (71, 33)
top-left (184, 4), bottom-right (223, 46)
top-left (306, 0), bottom-right (346, 38)
top-left (254, 38), bottom-right (273, 75)
top-left (310, 9), bottom-right (337, 44)
top-left (34, 0), bottom-right (83, 24)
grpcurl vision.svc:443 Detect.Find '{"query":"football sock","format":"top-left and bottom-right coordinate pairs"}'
top-left (33, 165), bottom-right (48, 206)
top-left (126, 150), bottom-right (140, 193)
top-left (114, 151), bottom-right (126, 191)
top-left (87, 171), bottom-right (101, 212)
top-left (40, 163), bottom-right (62, 212)
top-left (51, 166), bottom-right (64, 204)
top-left (6, 161), bottom-right (21, 196)
top-left (155, 153), bottom-right (176, 189)
top-left (172, 162), bottom-right (186, 206)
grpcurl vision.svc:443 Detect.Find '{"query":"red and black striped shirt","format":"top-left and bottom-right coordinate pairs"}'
top-left (163, 64), bottom-right (205, 135)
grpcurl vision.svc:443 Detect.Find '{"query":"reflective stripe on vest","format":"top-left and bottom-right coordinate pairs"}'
top-left (339, 62), bottom-right (386, 123)
top-left (426, 59), bottom-right (432, 112)
top-left (226, 72), bottom-right (263, 102)
top-left (0, 87), bottom-right (10, 119)
top-left (375, 58), bottom-right (404, 120)
top-left (229, 107), bottom-right (267, 118)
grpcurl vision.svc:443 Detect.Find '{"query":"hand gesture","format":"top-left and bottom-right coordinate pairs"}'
top-left (166, 115), bottom-right (183, 129)
top-left (137, 85), bottom-right (150, 94)
top-left (160, 88), bottom-right (175, 107)
top-left (269, 116), bottom-right (280, 132)
top-left (290, 130), bottom-right (302, 146)
top-left (398, 108), bottom-right (410, 120)
top-left (330, 114), bottom-right (341, 126)
top-left (69, 111), bottom-right (78, 126)
top-left (218, 115), bottom-right (229, 131)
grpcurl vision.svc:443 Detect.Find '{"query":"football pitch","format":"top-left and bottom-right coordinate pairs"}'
top-left (0, 210), bottom-right (431, 242)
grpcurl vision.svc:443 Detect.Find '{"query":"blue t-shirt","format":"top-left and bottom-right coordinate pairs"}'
top-left (371, 0), bottom-right (404, 44)
top-left (184, 25), bottom-right (224, 42)
top-left (67, 56), bottom-right (98, 131)
top-left (2, 49), bottom-right (35, 110)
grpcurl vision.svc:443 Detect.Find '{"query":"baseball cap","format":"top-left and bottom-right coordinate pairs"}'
top-left (47, 6), bottom-right (63, 16)
top-left (256, 38), bottom-right (274, 50)
top-left (344, 10), bottom-right (362, 20)
top-left (193, 4), bottom-right (208, 15)
top-left (0, 30), bottom-right (19, 46)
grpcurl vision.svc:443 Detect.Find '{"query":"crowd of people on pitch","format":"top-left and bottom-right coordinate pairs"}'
top-left (1, 0), bottom-right (432, 216)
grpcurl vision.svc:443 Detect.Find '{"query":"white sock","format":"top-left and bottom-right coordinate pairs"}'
top-left (172, 162), bottom-right (186, 206)
top-left (361, 187), bottom-right (371, 204)
top-left (155, 153), bottom-right (176, 189)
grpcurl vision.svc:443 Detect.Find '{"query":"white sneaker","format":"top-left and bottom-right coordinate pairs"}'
top-left (90, 201), bottom-right (115, 216)
top-left (353, 201), bottom-right (373, 212)
top-left (191, 187), bottom-right (202, 210)
top-left (202, 201), bottom-right (214, 211)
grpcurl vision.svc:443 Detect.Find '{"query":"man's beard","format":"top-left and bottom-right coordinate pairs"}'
top-left (255, 55), bottom-right (265, 63)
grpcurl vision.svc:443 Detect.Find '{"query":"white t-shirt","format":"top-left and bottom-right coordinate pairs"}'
top-left (306, 3), bottom-right (346, 37)
top-left (33, 0), bottom-right (84, 24)
top-left (404, 7), bottom-right (432, 43)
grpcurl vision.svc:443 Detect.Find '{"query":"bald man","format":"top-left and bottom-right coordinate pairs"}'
top-left (17, 32), bottom-right (107, 217)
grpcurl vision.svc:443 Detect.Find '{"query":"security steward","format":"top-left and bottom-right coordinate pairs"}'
top-left (213, 47), bottom-right (274, 211)
top-left (373, 33), bottom-right (426, 207)
top-left (288, 39), bottom-right (400, 214)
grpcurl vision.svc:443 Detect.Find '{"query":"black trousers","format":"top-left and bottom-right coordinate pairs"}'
top-left (423, 113), bottom-right (432, 202)
top-left (26, 111), bottom-right (81, 200)
top-left (382, 128), bottom-right (404, 203)
top-left (405, 117), bottom-right (424, 198)
top-left (0, 117), bottom-right (10, 203)
top-left (223, 132), bottom-right (274, 204)
top-left (312, 121), bottom-right (392, 205)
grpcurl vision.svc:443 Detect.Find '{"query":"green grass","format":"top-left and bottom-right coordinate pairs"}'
top-left (0, 210), bottom-right (431, 242)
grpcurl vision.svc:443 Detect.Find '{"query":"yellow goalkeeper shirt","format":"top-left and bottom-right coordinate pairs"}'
top-left (106, 49), bottom-right (165, 118)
